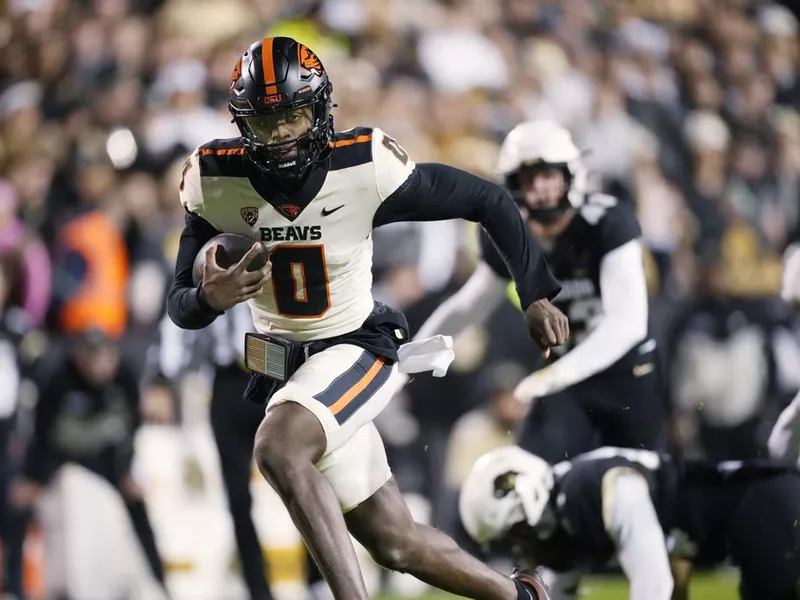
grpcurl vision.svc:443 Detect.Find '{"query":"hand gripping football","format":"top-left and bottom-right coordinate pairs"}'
top-left (192, 233), bottom-right (268, 286)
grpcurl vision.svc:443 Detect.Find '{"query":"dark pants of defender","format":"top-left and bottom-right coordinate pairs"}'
top-left (516, 367), bottom-right (667, 463)
top-left (210, 366), bottom-right (274, 600)
top-left (730, 473), bottom-right (800, 600)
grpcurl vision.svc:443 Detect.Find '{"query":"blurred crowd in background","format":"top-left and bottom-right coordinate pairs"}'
top-left (1, 0), bottom-right (800, 597)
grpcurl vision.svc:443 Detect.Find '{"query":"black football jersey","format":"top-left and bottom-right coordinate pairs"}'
top-left (672, 458), bottom-right (800, 565)
top-left (480, 194), bottom-right (648, 370)
top-left (510, 449), bottom-right (671, 572)
top-left (510, 449), bottom-right (799, 573)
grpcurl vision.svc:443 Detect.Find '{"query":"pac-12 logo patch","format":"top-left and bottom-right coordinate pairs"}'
top-left (240, 207), bottom-right (259, 226)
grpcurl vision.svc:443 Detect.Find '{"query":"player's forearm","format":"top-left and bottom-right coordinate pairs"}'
top-left (414, 263), bottom-right (509, 340)
top-left (767, 391), bottom-right (800, 464)
top-left (167, 272), bottom-right (221, 330)
top-left (607, 474), bottom-right (674, 600)
top-left (167, 287), bottom-right (220, 330)
top-left (373, 163), bottom-right (561, 307)
top-left (542, 315), bottom-right (645, 392)
top-left (782, 243), bottom-right (800, 303)
top-left (166, 213), bottom-right (222, 330)
top-left (534, 241), bottom-right (648, 392)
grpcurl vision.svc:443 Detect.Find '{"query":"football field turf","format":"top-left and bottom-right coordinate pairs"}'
top-left (377, 571), bottom-right (739, 599)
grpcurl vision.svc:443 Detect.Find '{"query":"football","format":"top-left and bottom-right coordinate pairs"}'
top-left (192, 233), bottom-right (268, 286)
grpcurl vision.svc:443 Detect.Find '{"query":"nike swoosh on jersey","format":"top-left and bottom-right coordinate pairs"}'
top-left (321, 205), bottom-right (345, 216)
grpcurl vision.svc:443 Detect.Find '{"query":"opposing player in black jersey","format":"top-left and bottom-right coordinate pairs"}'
top-left (167, 37), bottom-right (566, 600)
top-left (415, 120), bottom-right (665, 462)
top-left (460, 445), bottom-right (800, 600)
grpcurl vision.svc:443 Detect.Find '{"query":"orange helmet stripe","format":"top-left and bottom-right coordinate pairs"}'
top-left (261, 37), bottom-right (278, 95)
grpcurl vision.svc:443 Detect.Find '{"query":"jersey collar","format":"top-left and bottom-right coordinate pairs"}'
top-left (247, 157), bottom-right (330, 222)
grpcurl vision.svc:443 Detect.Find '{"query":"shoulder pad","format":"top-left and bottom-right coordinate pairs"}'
top-left (197, 138), bottom-right (248, 178)
top-left (371, 127), bottom-right (415, 201)
top-left (330, 126), bottom-right (374, 171)
top-left (579, 193), bottom-right (619, 226)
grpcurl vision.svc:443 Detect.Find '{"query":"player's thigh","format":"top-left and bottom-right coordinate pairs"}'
top-left (316, 421), bottom-right (392, 512)
top-left (515, 388), bottom-right (598, 463)
top-left (730, 474), bottom-right (800, 600)
top-left (267, 345), bottom-right (397, 511)
top-left (592, 370), bottom-right (667, 452)
top-left (268, 344), bottom-right (398, 455)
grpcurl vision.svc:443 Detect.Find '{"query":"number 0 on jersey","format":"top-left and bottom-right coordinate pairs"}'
top-left (270, 245), bottom-right (331, 317)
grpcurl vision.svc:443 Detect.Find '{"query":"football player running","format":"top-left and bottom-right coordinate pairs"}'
top-left (460, 445), bottom-right (800, 600)
top-left (414, 120), bottom-right (666, 462)
top-left (167, 37), bottom-right (567, 600)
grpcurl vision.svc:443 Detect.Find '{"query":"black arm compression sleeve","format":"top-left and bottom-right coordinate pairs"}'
top-left (166, 211), bottom-right (223, 330)
top-left (373, 163), bottom-right (560, 307)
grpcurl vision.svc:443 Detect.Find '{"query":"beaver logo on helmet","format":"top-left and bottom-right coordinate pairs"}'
top-left (230, 57), bottom-right (242, 90)
top-left (298, 44), bottom-right (323, 76)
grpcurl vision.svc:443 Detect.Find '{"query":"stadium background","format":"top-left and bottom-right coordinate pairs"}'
top-left (1, 0), bottom-right (799, 598)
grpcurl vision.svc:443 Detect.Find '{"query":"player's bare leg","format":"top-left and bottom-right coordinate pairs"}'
top-left (253, 403), bottom-right (369, 600)
top-left (345, 477), bottom-right (522, 600)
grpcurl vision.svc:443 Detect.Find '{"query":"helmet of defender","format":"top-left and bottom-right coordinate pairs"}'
top-left (229, 37), bottom-right (334, 178)
top-left (459, 446), bottom-right (555, 546)
top-left (495, 120), bottom-right (586, 224)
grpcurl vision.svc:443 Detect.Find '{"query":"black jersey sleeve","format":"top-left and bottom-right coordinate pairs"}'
top-left (478, 227), bottom-right (513, 280)
top-left (373, 163), bottom-right (561, 307)
top-left (166, 211), bottom-right (224, 330)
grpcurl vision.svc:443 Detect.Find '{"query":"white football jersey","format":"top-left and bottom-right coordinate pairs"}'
top-left (180, 127), bottom-right (415, 342)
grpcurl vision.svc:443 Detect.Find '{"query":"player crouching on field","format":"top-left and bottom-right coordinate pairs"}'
top-left (460, 445), bottom-right (800, 600)
top-left (167, 36), bottom-right (569, 600)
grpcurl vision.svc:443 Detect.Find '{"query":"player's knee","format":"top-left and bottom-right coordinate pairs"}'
top-left (364, 523), bottom-right (423, 573)
top-left (253, 404), bottom-right (325, 487)
top-left (252, 426), bottom-right (291, 484)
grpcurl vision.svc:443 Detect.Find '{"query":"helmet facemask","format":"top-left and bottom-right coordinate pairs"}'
top-left (234, 83), bottom-right (333, 179)
top-left (508, 162), bottom-right (574, 225)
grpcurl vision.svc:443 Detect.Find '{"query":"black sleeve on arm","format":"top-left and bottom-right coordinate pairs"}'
top-left (373, 163), bottom-right (561, 307)
top-left (166, 211), bottom-right (224, 330)
top-left (478, 227), bottom-right (512, 280)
